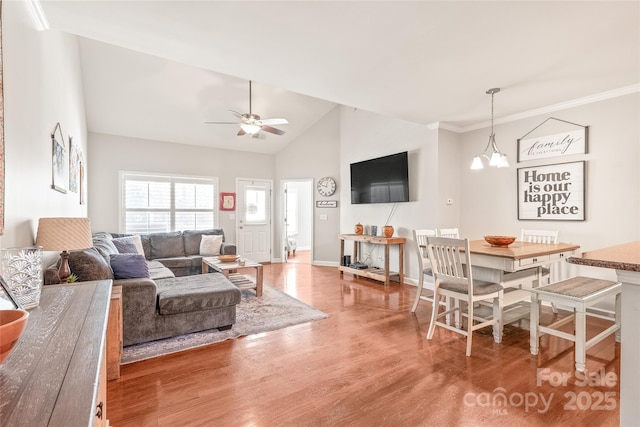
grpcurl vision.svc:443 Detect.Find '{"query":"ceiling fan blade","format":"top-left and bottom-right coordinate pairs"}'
top-left (204, 121), bottom-right (237, 125)
top-left (260, 118), bottom-right (288, 125)
top-left (260, 125), bottom-right (285, 136)
top-left (229, 110), bottom-right (244, 119)
top-left (237, 128), bottom-right (247, 136)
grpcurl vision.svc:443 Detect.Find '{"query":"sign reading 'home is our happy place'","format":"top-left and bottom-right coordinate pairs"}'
top-left (517, 161), bottom-right (585, 221)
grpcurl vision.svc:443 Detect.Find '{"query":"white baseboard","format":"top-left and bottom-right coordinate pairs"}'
top-left (313, 260), bottom-right (339, 267)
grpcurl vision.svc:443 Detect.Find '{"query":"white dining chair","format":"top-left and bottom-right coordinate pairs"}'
top-left (521, 229), bottom-right (559, 244)
top-left (411, 229), bottom-right (438, 313)
top-left (426, 237), bottom-right (504, 356)
top-left (438, 228), bottom-right (460, 238)
top-left (521, 229), bottom-right (560, 312)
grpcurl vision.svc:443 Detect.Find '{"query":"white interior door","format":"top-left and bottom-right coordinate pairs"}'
top-left (236, 179), bottom-right (272, 262)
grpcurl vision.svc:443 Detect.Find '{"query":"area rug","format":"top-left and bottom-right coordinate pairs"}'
top-left (121, 285), bottom-right (328, 364)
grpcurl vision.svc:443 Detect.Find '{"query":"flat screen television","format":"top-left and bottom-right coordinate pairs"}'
top-left (350, 151), bottom-right (409, 204)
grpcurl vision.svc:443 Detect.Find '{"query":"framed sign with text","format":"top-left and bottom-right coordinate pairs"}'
top-left (517, 161), bottom-right (585, 221)
top-left (219, 192), bottom-right (235, 211)
top-left (517, 117), bottom-right (588, 162)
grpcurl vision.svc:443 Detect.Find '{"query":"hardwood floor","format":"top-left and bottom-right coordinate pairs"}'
top-left (108, 262), bottom-right (620, 426)
top-left (285, 249), bottom-right (311, 264)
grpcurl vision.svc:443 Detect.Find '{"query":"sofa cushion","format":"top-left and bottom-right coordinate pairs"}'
top-left (156, 274), bottom-right (241, 315)
top-left (140, 234), bottom-right (151, 259)
top-left (200, 234), bottom-right (223, 256)
top-left (110, 254), bottom-right (150, 279)
top-left (68, 247), bottom-right (114, 282)
top-left (150, 231), bottom-right (185, 259)
top-left (147, 260), bottom-right (175, 280)
top-left (92, 232), bottom-right (119, 263)
top-left (153, 257), bottom-right (192, 270)
top-left (183, 229), bottom-right (224, 256)
top-left (112, 236), bottom-right (139, 254)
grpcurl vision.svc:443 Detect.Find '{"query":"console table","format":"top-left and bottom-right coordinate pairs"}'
top-left (0, 280), bottom-right (112, 427)
top-left (338, 234), bottom-right (406, 286)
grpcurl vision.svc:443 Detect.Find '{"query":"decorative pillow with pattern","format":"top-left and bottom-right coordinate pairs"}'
top-left (110, 254), bottom-right (150, 279)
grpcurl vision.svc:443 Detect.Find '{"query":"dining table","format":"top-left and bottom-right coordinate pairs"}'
top-left (461, 239), bottom-right (581, 340)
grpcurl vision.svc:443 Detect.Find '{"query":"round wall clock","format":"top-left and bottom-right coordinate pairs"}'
top-left (317, 177), bottom-right (337, 197)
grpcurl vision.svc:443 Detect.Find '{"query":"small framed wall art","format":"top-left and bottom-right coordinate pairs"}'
top-left (69, 136), bottom-right (81, 193)
top-left (51, 122), bottom-right (68, 193)
top-left (517, 161), bottom-right (585, 221)
top-left (220, 192), bottom-right (236, 211)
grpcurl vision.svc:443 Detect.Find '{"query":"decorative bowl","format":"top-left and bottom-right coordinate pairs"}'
top-left (0, 309), bottom-right (29, 364)
top-left (484, 235), bottom-right (516, 247)
top-left (218, 254), bottom-right (240, 263)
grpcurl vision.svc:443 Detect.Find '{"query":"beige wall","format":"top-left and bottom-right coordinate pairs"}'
top-left (274, 107), bottom-right (341, 264)
top-left (87, 133), bottom-right (274, 242)
top-left (459, 93), bottom-right (640, 280)
top-left (339, 106), bottom-right (439, 279)
top-left (2, 3), bottom-right (88, 250)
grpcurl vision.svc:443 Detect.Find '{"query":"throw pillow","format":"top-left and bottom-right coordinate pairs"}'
top-left (92, 232), bottom-right (119, 263)
top-left (109, 254), bottom-right (150, 280)
top-left (112, 236), bottom-right (139, 254)
top-left (199, 234), bottom-right (223, 256)
top-left (68, 247), bottom-right (114, 282)
top-left (131, 234), bottom-right (145, 256)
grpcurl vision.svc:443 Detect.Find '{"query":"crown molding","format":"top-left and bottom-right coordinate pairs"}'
top-left (458, 84), bottom-right (639, 133)
top-left (426, 122), bottom-right (464, 132)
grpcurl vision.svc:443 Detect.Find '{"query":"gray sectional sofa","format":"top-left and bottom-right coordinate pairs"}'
top-left (110, 229), bottom-right (237, 276)
top-left (45, 229), bottom-right (242, 346)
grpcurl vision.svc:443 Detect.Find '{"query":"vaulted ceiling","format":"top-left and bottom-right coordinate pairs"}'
top-left (41, 1), bottom-right (639, 154)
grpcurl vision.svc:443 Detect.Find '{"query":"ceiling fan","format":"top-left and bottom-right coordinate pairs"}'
top-left (205, 80), bottom-right (288, 137)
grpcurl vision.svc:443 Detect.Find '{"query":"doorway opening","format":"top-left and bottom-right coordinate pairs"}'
top-left (283, 179), bottom-right (313, 264)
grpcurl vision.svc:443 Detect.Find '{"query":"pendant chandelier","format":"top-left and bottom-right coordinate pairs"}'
top-left (470, 88), bottom-right (509, 169)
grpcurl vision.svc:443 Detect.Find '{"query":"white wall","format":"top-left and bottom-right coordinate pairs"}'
top-left (87, 133), bottom-right (274, 242)
top-left (460, 93), bottom-right (640, 280)
top-left (274, 107), bottom-right (341, 264)
top-left (2, 3), bottom-right (88, 249)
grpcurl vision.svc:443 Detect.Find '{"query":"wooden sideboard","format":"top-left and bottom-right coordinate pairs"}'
top-left (107, 285), bottom-right (123, 381)
top-left (338, 234), bottom-right (406, 286)
top-left (0, 280), bottom-right (112, 427)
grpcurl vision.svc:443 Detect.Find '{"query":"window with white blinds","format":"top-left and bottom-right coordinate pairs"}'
top-left (120, 172), bottom-right (218, 234)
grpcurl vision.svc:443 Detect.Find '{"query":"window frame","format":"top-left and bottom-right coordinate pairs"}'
top-left (119, 171), bottom-right (219, 234)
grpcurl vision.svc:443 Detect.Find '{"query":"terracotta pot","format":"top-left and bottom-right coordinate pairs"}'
top-left (383, 225), bottom-right (394, 238)
top-left (354, 223), bottom-right (363, 235)
top-left (0, 309), bottom-right (29, 364)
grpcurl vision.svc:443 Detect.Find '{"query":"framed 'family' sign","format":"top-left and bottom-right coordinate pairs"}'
top-left (517, 161), bottom-right (585, 221)
top-left (517, 117), bottom-right (588, 162)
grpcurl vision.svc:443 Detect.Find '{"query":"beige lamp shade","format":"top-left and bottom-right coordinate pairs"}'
top-left (35, 217), bottom-right (93, 251)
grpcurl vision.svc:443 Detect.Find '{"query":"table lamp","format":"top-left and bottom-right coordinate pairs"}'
top-left (35, 217), bottom-right (93, 283)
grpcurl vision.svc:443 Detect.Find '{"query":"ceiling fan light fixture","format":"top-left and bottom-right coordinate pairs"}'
top-left (240, 123), bottom-right (261, 135)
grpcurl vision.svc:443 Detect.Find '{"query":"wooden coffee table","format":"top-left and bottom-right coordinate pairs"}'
top-left (202, 257), bottom-right (263, 297)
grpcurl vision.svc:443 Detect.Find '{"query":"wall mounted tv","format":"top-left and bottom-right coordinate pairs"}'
top-left (350, 151), bottom-right (409, 204)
